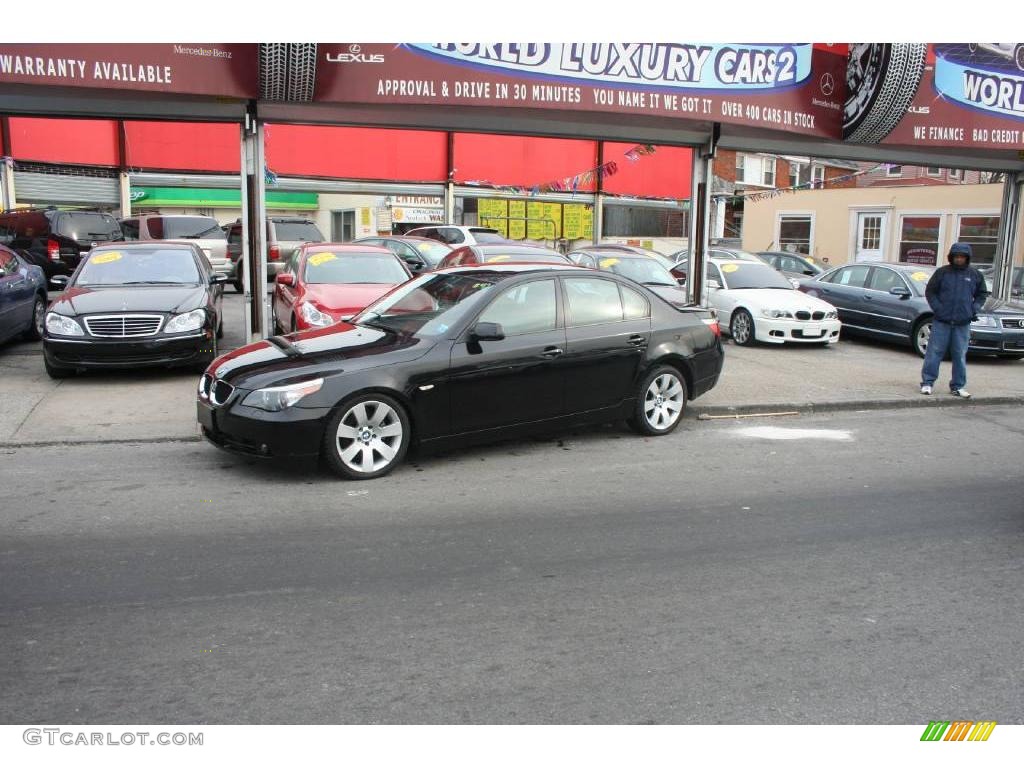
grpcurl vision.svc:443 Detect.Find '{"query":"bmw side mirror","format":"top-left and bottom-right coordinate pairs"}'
top-left (210, 273), bottom-right (228, 285)
top-left (51, 275), bottom-right (70, 290)
top-left (406, 259), bottom-right (426, 271)
top-left (890, 286), bottom-right (912, 298)
top-left (707, 279), bottom-right (722, 290)
top-left (470, 322), bottom-right (505, 342)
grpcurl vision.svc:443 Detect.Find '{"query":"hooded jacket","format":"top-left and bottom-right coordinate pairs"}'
top-left (924, 249), bottom-right (988, 326)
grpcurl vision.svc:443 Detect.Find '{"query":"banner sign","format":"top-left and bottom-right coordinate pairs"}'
top-left (843, 43), bottom-right (1024, 149)
top-left (0, 44), bottom-right (258, 98)
top-left (315, 43), bottom-right (847, 139)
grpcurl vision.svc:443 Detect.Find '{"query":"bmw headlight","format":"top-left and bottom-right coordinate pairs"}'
top-left (241, 378), bottom-right (324, 411)
top-left (300, 302), bottom-right (333, 327)
top-left (164, 309), bottom-right (206, 334)
top-left (761, 309), bottom-right (794, 319)
top-left (970, 315), bottom-right (997, 328)
top-left (45, 313), bottom-right (85, 336)
top-left (825, 310), bottom-right (838, 319)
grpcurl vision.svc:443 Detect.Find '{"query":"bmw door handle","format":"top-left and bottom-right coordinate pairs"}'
top-left (540, 346), bottom-right (563, 358)
top-left (627, 334), bottom-right (647, 347)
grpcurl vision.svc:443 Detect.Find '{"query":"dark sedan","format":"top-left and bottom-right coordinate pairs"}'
top-left (436, 243), bottom-right (572, 269)
top-left (198, 264), bottom-right (724, 480)
top-left (43, 243), bottom-right (228, 378)
top-left (0, 245), bottom-right (47, 346)
top-left (799, 262), bottom-right (1024, 358)
top-left (353, 235), bottom-right (453, 275)
top-left (756, 251), bottom-right (825, 280)
top-left (570, 250), bottom-right (691, 308)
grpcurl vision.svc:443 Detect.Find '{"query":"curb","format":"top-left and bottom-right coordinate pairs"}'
top-left (694, 395), bottom-right (1024, 419)
top-left (0, 435), bottom-right (202, 450)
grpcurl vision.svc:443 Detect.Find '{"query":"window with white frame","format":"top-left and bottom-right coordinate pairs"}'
top-left (949, 168), bottom-right (963, 181)
top-left (811, 165), bottom-right (825, 189)
top-left (737, 155), bottom-right (775, 187)
top-left (735, 152), bottom-right (745, 173)
top-left (777, 214), bottom-right (813, 255)
top-left (957, 215), bottom-right (1000, 265)
top-left (886, 165), bottom-right (903, 177)
top-left (898, 215), bottom-right (941, 266)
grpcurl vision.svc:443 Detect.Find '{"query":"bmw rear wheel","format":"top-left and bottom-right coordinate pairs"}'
top-left (323, 394), bottom-right (410, 480)
top-left (730, 309), bottom-right (755, 346)
top-left (629, 365), bottom-right (687, 436)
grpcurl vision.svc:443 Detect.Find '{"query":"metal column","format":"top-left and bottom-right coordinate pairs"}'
top-left (992, 172), bottom-right (1022, 302)
top-left (0, 157), bottom-right (14, 211)
top-left (241, 105), bottom-right (269, 342)
top-left (687, 129), bottom-right (717, 307)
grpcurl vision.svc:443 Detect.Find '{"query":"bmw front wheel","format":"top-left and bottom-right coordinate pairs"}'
top-left (323, 394), bottom-right (411, 480)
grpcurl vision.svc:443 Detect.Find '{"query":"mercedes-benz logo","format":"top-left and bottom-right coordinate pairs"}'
top-left (349, 44), bottom-right (361, 54)
top-left (820, 72), bottom-right (835, 96)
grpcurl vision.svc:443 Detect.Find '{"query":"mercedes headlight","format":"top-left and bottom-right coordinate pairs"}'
top-left (45, 313), bottom-right (85, 336)
top-left (164, 309), bottom-right (205, 334)
top-left (970, 315), bottom-right (997, 328)
top-left (761, 309), bottom-right (794, 319)
top-left (241, 378), bottom-right (324, 411)
top-left (300, 302), bottom-right (333, 327)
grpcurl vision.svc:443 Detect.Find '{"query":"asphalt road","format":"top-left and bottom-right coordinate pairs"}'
top-left (1, 406), bottom-right (1022, 724)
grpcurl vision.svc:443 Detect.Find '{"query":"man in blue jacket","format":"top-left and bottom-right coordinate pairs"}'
top-left (920, 242), bottom-right (989, 397)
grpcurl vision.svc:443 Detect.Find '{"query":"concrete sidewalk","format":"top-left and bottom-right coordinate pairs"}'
top-left (2, 293), bottom-right (1022, 446)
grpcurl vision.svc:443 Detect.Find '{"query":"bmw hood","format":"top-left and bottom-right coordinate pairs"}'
top-left (724, 288), bottom-right (836, 314)
top-left (50, 285), bottom-right (208, 316)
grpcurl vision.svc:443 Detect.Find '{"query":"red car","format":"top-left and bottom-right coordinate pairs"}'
top-left (272, 244), bottom-right (412, 333)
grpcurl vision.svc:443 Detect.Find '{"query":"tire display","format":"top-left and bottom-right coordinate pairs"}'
top-left (843, 43), bottom-right (928, 144)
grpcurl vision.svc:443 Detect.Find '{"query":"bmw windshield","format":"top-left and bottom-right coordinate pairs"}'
top-left (351, 272), bottom-right (499, 337)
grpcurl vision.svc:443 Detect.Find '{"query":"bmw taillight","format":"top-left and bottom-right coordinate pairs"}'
top-left (702, 316), bottom-right (721, 338)
top-left (47, 238), bottom-right (60, 261)
top-left (269, 245), bottom-right (281, 261)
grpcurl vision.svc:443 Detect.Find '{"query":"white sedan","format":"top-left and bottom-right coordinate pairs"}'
top-left (699, 258), bottom-right (842, 346)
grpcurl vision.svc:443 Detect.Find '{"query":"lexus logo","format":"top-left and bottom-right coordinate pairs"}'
top-left (326, 44), bottom-right (384, 64)
top-left (820, 72), bottom-right (835, 96)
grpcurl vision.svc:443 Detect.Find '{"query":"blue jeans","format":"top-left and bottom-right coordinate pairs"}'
top-left (921, 320), bottom-right (970, 390)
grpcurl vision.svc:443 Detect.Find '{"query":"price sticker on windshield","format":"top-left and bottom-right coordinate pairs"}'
top-left (721, 263), bottom-right (739, 273)
top-left (910, 271), bottom-right (929, 282)
top-left (488, 255), bottom-right (511, 262)
top-left (91, 251), bottom-right (123, 265)
top-left (599, 258), bottom-right (620, 268)
top-left (308, 252), bottom-right (338, 267)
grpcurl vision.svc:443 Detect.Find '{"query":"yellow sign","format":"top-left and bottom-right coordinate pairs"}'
top-left (508, 201), bottom-right (526, 240)
top-left (308, 252), bottom-right (338, 267)
top-left (721, 263), bottom-right (739, 273)
top-left (911, 271), bottom-right (930, 282)
top-left (526, 201), bottom-right (548, 240)
top-left (478, 199), bottom-right (509, 238)
top-left (599, 258), bottom-right (620, 268)
top-left (544, 202), bottom-right (562, 239)
top-left (360, 208), bottom-right (371, 227)
top-left (563, 204), bottom-right (584, 240)
top-left (580, 205), bottom-right (594, 240)
top-left (91, 251), bottom-right (122, 264)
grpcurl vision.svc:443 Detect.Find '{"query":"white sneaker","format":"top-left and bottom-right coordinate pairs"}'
top-left (950, 388), bottom-right (971, 398)
top-left (920, 385), bottom-right (933, 395)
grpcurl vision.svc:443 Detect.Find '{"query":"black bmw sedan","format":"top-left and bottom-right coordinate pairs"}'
top-left (43, 242), bottom-right (227, 378)
top-left (198, 264), bottom-right (724, 479)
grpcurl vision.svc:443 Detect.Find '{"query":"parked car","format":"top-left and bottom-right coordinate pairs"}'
top-left (0, 244), bottom-right (47, 346)
top-left (224, 217), bottom-right (325, 292)
top-left (569, 250), bottom-right (691, 308)
top-left (572, 243), bottom-right (676, 270)
top-left (120, 215), bottom-right (230, 276)
top-left (0, 207), bottom-right (124, 283)
top-left (43, 242), bottom-right (227, 378)
top-left (198, 263), bottom-right (724, 479)
top-left (437, 243), bottom-right (572, 269)
top-left (352, 235), bottom-right (453, 275)
top-left (674, 257), bottom-right (841, 346)
top-left (756, 251), bottom-right (826, 281)
top-left (272, 244), bottom-right (412, 333)
top-left (799, 262), bottom-right (1024, 358)
top-left (403, 225), bottom-right (505, 246)
top-left (669, 247), bottom-right (764, 284)
top-left (977, 265), bottom-right (1023, 299)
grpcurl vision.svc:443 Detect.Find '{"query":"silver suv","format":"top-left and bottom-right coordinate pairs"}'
top-left (224, 217), bottom-right (325, 292)
top-left (403, 225), bottom-right (504, 246)
top-left (120, 215), bottom-right (229, 275)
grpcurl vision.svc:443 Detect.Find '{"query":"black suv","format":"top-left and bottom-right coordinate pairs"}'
top-left (0, 207), bottom-right (124, 285)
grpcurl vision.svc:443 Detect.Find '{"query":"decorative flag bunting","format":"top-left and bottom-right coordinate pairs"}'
top-left (737, 163), bottom-right (891, 203)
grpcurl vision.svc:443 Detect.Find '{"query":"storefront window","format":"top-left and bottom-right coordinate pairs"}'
top-left (778, 215), bottom-right (812, 255)
top-left (898, 216), bottom-right (941, 265)
top-left (603, 206), bottom-right (687, 238)
top-left (957, 216), bottom-right (999, 265)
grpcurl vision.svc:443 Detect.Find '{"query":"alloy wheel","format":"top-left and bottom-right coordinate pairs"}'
top-left (33, 300), bottom-right (45, 336)
top-left (731, 311), bottom-right (753, 345)
top-left (335, 400), bottom-right (404, 474)
top-left (915, 321), bottom-right (931, 356)
top-left (643, 373), bottom-right (684, 430)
